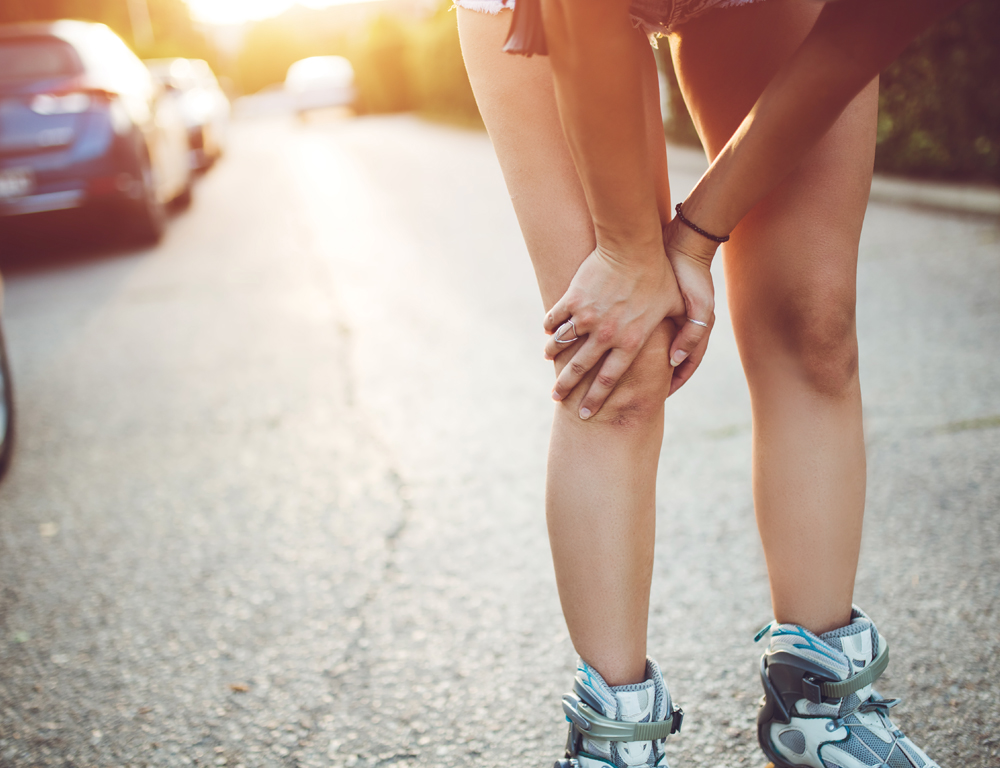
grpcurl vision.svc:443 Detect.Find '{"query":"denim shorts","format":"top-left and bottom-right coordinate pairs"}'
top-left (453, 0), bottom-right (766, 41)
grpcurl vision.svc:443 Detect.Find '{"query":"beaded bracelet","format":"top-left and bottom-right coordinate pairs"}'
top-left (674, 202), bottom-right (730, 244)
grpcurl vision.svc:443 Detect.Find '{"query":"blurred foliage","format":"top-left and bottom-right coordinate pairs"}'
top-left (235, 18), bottom-right (334, 96)
top-left (233, 1), bottom-right (479, 125)
top-left (0, 0), bottom-right (216, 64)
top-left (659, 0), bottom-right (1000, 182)
top-left (406, 6), bottom-right (479, 125)
top-left (656, 46), bottom-right (701, 149)
top-left (876, 0), bottom-right (999, 182)
top-left (350, 5), bottom-right (478, 122)
top-left (3, 0), bottom-right (994, 180)
top-left (353, 15), bottom-right (415, 114)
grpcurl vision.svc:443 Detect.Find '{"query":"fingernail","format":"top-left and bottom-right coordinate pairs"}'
top-left (552, 390), bottom-right (563, 402)
top-left (671, 350), bottom-right (688, 367)
top-left (579, 407), bottom-right (592, 420)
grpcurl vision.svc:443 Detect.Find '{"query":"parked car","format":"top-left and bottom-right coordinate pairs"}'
top-left (145, 57), bottom-right (229, 171)
top-left (284, 56), bottom-right (355, 117)
top-left (0, 20), bottom-right (192, 244)
top-left (0, 272), bottom-right (13, 481)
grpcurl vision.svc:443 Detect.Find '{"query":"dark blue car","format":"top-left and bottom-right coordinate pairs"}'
top-left (0, 20), bottom-right (192, 243)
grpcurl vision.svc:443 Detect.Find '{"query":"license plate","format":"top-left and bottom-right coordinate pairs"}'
top-left (0, 167), bottom-right (35, 199)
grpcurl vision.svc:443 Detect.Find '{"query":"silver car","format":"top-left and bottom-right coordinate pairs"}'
top-left (285, 56), bottom-right (355, 118)
top-left (146, 58), bottom-right (230, 171)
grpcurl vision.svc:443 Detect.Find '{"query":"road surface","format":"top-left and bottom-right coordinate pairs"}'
top-left (1, 112), bottom-right (998, 768)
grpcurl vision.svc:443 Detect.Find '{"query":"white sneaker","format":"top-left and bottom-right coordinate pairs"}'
top-left (555, 656), bottom-right (683, 768)
top-left (757, 606), bottom-right (939, 768)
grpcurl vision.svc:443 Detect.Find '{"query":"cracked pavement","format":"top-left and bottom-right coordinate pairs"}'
top-left (0, 113), bottom-right (998, 768)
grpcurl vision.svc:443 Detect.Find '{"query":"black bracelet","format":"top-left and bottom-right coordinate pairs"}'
top-left (674, 202), bottom-right (730, 244)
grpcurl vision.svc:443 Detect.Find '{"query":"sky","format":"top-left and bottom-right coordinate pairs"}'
top-left (184, 0), bottom-right (383, 25)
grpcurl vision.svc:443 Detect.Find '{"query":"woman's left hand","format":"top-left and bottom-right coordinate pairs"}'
top-left (662, 218), bottom-right (718, 396)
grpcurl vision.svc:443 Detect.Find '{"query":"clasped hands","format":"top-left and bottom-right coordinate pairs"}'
top-left (543, 218), bottom-right (718, 419)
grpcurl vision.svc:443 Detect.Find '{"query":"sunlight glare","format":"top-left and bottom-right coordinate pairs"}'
top-left (185, 0), bottom-right (383, 25)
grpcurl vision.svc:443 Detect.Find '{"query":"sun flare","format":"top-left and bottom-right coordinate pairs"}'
top-left (184, 0), bottom-right (382, 25)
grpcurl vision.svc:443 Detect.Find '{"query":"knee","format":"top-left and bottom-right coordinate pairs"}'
top-left (775, 296), bottom-right (859, 398)
top-left (585, 322), bottom-right (674, 429)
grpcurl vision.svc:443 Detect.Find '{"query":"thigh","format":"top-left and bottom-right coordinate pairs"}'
top-left (457, 8), bottom-right (671, 311)
top-left (670, 0), bottom-right (878, 371)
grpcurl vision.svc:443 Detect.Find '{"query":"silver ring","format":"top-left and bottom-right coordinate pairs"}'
top-left (686, 317), bottom-right (709, 328)
top-left (554, 320), bottom-right (579, 344)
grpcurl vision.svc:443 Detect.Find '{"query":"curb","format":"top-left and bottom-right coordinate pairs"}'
top-left (868, 175), bottom-right (1000, 217)
top-left (665, 142), bottom-right (1000, 217)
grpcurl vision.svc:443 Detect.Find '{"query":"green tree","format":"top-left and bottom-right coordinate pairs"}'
top-left (231, 10), bottom-right (353, 96)
top-left (352, 14), bottom-right (415, 114)
top-left (234, 19), bottom-right (306, 95)
top-left (876, 0), bottom-right (999, 181)
top-left (408, 4), bottom-right (479, 125)
top-left (0, 0), bottom-right (215, 65)
top-left (658, 0), bottom-right (1000, 182)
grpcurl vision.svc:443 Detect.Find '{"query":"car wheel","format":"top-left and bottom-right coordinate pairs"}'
top-left (129, 151), bottom-right (167, 245)
top-left (0, 321), bottom-right (14, 481)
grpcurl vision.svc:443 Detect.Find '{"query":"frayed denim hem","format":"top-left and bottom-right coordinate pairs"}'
top-left (452, 0), bottom-right (508, 14)
top-left (454, 0), bottom-right (768, 41)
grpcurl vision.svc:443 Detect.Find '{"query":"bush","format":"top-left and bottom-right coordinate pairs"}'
top-left (407, 6), bottom-right (480, 126)
top-left (351, 3), bottom-right (480, 125)
top-left (657, 47), bottom-right (700, 149)
top-left (236, 0), bottom-right (998, 183)
top-left (235, 21), bottom-right (308, 96)
top-left (352, 15), bottom-right (415, 114)
top-left (659, 0), bottom-right (1000, 182)
top-left (234, 2), bottom-right (479, 124)
top-left (0, 0), bottom-right (216, 66)
top-left (875, 0), bottom-right (999, 182)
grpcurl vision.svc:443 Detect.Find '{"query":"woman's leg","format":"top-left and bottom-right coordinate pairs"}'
top-left (458, 8), bottom-right (674, 685)
top-left (671, 0), bottom-right (878, 634)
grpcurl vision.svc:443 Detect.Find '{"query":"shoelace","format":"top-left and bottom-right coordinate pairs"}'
top-left (828, 693), bottom-right (915, 767)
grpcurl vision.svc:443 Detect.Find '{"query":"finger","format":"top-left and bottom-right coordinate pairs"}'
top-left (667, 356), bottom-right (697, 397)
top-left (669, 314), bottom-right (713, 368)
top-left (667, 332), bottom-right (710, 397)
top-left (543, 299), bottom-right (573, 335)
top-left (550, 339), bottom-right (606, 403)
top-left (577, 348), bottom-right (634, 419)
top-left (544, 320), bottom-right (583, 360)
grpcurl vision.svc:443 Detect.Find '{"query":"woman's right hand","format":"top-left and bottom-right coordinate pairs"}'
top-left (542, 240), bottom-right (690, 418)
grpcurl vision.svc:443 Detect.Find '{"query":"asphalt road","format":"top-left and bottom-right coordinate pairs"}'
top-left (0, 113), bottom-right (998, 768)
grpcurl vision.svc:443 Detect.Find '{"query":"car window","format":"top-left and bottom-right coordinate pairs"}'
top-left (167, 59), bottom-right (197, 91)
top-left (0, 37), bottom-right (81, 82)
top-left (77, 26), bottom-right (152, 96)
top-left (191, 60), bottom-right (220, 88)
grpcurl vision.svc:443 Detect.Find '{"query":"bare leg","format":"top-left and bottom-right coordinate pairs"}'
top-left (672, 0), bottom-right (878, 634)
top-left (458, 8), bottom-right (674, 685)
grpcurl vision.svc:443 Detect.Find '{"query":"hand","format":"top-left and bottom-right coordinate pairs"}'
top-left (662, 218), bottom-right (718, 396)
top-left (542, 242), bottom-right (685, 418)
